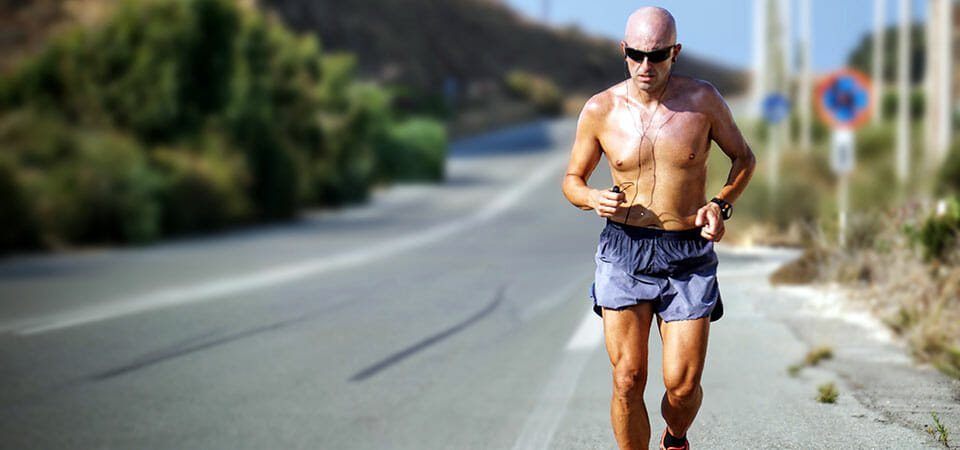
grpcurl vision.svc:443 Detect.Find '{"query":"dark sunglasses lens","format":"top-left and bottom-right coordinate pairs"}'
top-left (646, 48), bottom-right (672, 62)
top-left (625, 47), bottom-right (672, 63)
top-left (625, 48), bottom-right (643, 62)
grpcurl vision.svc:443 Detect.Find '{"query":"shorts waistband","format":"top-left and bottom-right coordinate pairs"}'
top-left (605, 219), bottom-right (704, 241)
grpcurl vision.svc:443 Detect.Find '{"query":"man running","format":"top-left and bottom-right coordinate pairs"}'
top-left (561, 7), bottom-right (756, 450)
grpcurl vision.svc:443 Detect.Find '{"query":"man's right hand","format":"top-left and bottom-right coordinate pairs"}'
top-left (591, 189), bottom-right (626, 217)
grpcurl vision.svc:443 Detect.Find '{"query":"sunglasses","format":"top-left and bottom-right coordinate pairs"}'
top-left (624, 45), bottom-right (676, 64)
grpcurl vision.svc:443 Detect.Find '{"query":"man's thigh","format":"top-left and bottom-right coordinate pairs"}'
top-left (602, 303), bottom-right (655, 367)
top-left (658, 316), bottom-right (710, 383)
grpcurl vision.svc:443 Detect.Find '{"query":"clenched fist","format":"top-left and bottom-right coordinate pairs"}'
top-left (591, 189), bottom-right (626, 218)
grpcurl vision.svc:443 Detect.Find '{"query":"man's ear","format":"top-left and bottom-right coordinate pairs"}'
top-left (620, 40), bottom-right (627, 57)
top-left (672, 43), bottom-right (682, 63)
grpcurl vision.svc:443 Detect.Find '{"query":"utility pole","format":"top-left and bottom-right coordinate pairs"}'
top-left (924, 0), bottom-right (952, 165)
top-left (872, 0), bottom-right (886, 124)
top-left (778, 0), bottom-right (793, 148)
top-left (765, 0), bottom-right (789, 198)
top-left (799, 0), bottom-right (812, 151)
top-left (896, 0), bottom-right (911, 182)
top-left (939, 0), bottom-right (952, 161)
top-left (752, 0), bottom-right (769, 118)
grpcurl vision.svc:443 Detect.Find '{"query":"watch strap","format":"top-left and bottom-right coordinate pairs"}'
top-left (710, 198), bottom-right (732, 220)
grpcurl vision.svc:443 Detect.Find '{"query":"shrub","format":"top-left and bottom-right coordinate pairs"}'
top-left (881, 88), bottom-right (925, 120)
top-left (505, 70), bottom-right (563, 115)
top-left (1, 112), bottom-right (162, 247)
top-left (816, 382), bottom-right (838, 403)
top-left (375, 117), bottom-right (447, 182)
top-left (936, 137), bottom-right (960, 195)
top-left (903, 195), bottom-right (960, 261)
top-left (0, 0), bottom-right (428, 250)
top-left (311, 63), bottom-right (392, 205)
top-left (855, 124), bottom-right (895, 161)
top-left (150, 133), bottom-right (252, 234)
top-left (0, 155), bottom-right (35, 251)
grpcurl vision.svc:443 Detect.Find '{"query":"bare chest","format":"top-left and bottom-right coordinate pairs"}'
top-left (598, 107), bottom-right (711, 171)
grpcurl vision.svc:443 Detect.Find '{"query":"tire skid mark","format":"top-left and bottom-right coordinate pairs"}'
top-left (349, 286), bottom-right (505, 383)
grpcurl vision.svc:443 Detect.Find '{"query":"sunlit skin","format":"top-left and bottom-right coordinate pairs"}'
top-left (561, 7), bottom-right (755, 450)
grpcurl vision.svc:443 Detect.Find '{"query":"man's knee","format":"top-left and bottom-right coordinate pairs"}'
top-left (663, 373), bottom-right (701, 403)
top-left (612, 363), bottom-right (648, 399)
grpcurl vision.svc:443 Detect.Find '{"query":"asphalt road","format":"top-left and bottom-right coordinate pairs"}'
top-left (0, 118), bottom-right (956, 449)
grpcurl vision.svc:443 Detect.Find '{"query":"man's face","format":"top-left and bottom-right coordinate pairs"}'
top-left (621, 20), bottom-right (679, 92)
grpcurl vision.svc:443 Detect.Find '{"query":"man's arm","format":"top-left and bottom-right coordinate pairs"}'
top-left (562, 96), bottom-right (625, 216)
top-left (695, 83), bottom-right (757, 241)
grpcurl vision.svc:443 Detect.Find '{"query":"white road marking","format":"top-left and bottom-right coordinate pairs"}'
top-left (565, 307), bottom-right (604, 351)
top-left (513, 310), bottom-right (603, 450)
top-left (519, 277), bottom-right (587, 322)
top-left (13, 152), bottom-right (569, 336)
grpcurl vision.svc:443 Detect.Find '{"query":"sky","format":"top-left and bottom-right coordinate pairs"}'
top-left (503, 0), bottom-right (928, 73)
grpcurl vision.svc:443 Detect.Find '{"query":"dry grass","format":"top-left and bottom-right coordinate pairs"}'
top-left (804, 346), bottom-right (834, 366)
top-left (771, 204), bottom-right (960, 380)
top-left (927, 412), bottom-right (950, 447)
top-left (816, 382), bottom-right (838, 403)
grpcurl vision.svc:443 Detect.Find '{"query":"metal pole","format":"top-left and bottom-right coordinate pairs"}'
top-left (936, 0), bottom-right (952, 161)
top-left (768, 124), bottom-right (780, 200)
top-left (799, 0), bottom-right (812, 151)
top-left (896, 0), bottom-right (911, 182)
top-left (752, 0), bottom-right (768, 118)
top-left (780, 0), bottom-right (793, 80)
top-left (838, 173), bottom-right (848, 248)
top-left (872, 0), bottom-right (886, 124)
top-left (925, 0), bottom-right (939, 168)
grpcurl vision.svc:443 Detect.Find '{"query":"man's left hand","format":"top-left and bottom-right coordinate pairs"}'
top-left (695, 202), bottom-right (725, 242)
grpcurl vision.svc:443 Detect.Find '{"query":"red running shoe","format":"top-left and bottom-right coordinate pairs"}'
top-left (660, 430), bottom-right (689, 450)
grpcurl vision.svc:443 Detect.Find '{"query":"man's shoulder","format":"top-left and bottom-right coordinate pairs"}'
top-left (579, 82), bottom-right (627, 122)
top-left (670, 74), bottom-right (723, 103)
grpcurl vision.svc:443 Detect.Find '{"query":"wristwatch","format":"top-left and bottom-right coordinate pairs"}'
top-left (710, 198), bottom-right (732, 220)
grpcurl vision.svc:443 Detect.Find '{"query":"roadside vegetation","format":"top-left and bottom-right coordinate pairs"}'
top-left (747, 105), bottom-right (960, 380)
top-left (697, 60), bottom-right (960, 381)
top-left (786, 345), bottom-right (834, 377)
top-left (735, 23), bottom-right (960, 381)
top-left (0, 0), bottom-right (446, 252)
top-left (815, 382), bottom-right (838, 404)
top-left (927, 412), bottom-right (950, 448)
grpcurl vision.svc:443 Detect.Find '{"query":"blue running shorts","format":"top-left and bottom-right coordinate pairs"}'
top-left (590, 219), bottom-right (723, 322)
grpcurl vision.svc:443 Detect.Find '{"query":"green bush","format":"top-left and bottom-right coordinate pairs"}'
top-left (505, 70), bottom-right (563, 115)
top-left (855, 124), bottom-right (895, 161)
top-left (1, 112), bottom-right (162, 247)
top-left (311, 60), bottom-right (391, 204)
top-left (150, 134), bottom-right (252, 234)
top-left (881, 89), bottom-right (925, 120)
top-left (0, 155), bottom-right (35, 250)
top-left (936, 137), bottom-right (960, 195)
top-left (375, 117), bottom-right (447, 182)
top-left (904, 195), bottom-right (960, 261)
top-left (0, 0), bottom-right (450, 251)
top-left (226, 13), bottom-right (319, 218)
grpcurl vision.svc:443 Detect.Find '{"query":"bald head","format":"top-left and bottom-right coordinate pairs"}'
top-left (624, 7), bottom-right (676, 50)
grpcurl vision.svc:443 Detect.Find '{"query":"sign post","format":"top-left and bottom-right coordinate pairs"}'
top-left (816, 68), bottom-right (873, 247)
top-left (762, 92), bottom-right (791, 202)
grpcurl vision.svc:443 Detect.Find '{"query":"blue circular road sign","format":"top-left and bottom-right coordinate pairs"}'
top-left (762, 93), bottom-right (791, 124)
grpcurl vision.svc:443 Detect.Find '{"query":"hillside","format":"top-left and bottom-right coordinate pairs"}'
top-left (257, 0), bottom-right (748, 98)
top-left (0, 0), bottom-right (748, 99)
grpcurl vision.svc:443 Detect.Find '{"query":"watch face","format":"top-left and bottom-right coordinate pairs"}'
top-left (711, 198), bottom-right (731, 220)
